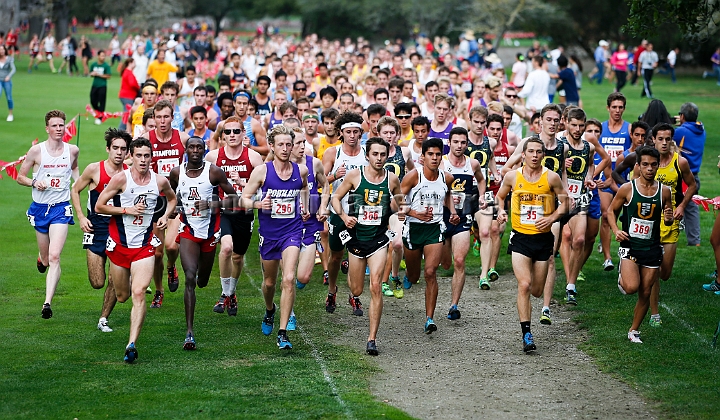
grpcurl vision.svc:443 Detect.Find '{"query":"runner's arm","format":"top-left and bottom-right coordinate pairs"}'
top-left (676, 157), bottom-right (697, 219)
top-left (607, 183), bottom-right (631, 241)
top-left (314, 158), bottom-right (330, 219)
top-left (240, 164), bottom-right (267, 210)
top-left (249, 120), bottom-right (269, 156)
top-left (95, 173), bottom-right (127, 215)
top-left (612, 152), bottom-right (635, 185)
top-left (494, 171), bottom-right (515, 223)
top-left (662, 185), bottom-right (674, 225)
top-left (16, 145), bottom-right (40, 188)
top-left (330, 169), bottom-right (358, 217)
top-left (71, 162), bottom-right (99, 232)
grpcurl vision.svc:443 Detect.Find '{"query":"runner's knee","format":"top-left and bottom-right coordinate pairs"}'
top-left (154, 246), bottom-right (164, 259)
top-left (572, 234), bottom-right (585, 250)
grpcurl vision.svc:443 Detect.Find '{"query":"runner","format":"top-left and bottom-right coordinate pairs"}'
top-left (148, 100), bottom-right (190, 307)
top-left (429, 93), bottom-right (455, 154)
top-left (70, 128), bottom-right (131, 332)
top-left (315, 108), bottom-right (340, 159)
top-left (168, 137), bottom-right (236, 349)
top-left (129, 82), bottom-right (158, 138)
top-left (233, 90), bottom-right (269, 156)
top-left (331, 137), bottom-right (405, 355)
top-left (18, 110), bottom-right (80, 318)
top-left (95, 137), bottom-right (176, 362)
top-left (160, 81), bottom-right (186, 131)
top-left (495, 137), bottom-right (569, 352)
top-left (242, 125), bottom-right (310, 350)
top-left (401, 138), bottom-right (457, 333)
top-left (205, 117), bottom-right (264, 315)
top-left (187, 106), bottom-right (213, 153)
top-left (264, 90), bottom-right (287, 131)
top-left (323, 111), bottom-right (368, 314)
top-left (394, 103), bottom-right (415, 146)
top-left (408, 116), bottom-right (431, 166)
top-left (607, 145), bottom-right (673, 344)
top-left (440, 127), bottom-right (487, 318)
top-left (376, 116), bottom-right (415, 298)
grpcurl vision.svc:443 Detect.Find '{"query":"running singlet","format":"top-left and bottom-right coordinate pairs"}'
top-left (620, 179), bottom-right (663, 251)
top-left (443, 155), bottom-right (478, 217)
top-left (176, 162), bottom-right (219, 240)
top-left (406, 170), bottom-right (447, 225)
top-left (348, 168), bottom-right (391, 241)
top-left (408, 139), bottom-right (422, 166)
top-left (217, 146), bottom-right (254, 212)
top-left (466, 136), bottom-right (492, 189)
top-left (258, 162), bottom-right (303, 237)
top-left (511, 167), bottom-right (555, 235)
top-left (489, 136), bottom-right (510, 194)
top-left (565, 138), bottom-right (591, 201)
top-left (130, 103), bottom-right (145, 138)
top-left (87, 160), bottom-right (128, 217)
top-left (268, 112), bottom-right (283, 130)
top-left (429, 121), bottom-right (454, 154)
top-left (316, 135), bottom-right (338, 160)
top-left (33, 142), bottom-right (72, 204)
top-left (303, 155), bottom-right (324, 233)
top-left (172, 105), bottom-right (185, 131)
top-left (109, 170), bottom-right (159, 248)
top-left (384, 146), bottom-right (407, 180)
top-left (655, 152), bottom-right (683, 208)
top-left (330, 146), bottom-right (368, 214)
top-left (256, 97), bottom-right (271, 116)
top-left (243, 116), bottom-right (257, 147)
top-left (149, 129), bottom-right (185, 177)
top-left (542, 137), bottom-right (565, 177)
top-left (187, 128), bottom-right (214, 154)
top-left (599, 120), bottom-right (631, 166)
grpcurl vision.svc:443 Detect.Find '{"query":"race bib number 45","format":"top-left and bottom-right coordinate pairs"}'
top-left (271, 198), bottom-right (296, 219)
top-left (520, 204), bottom-right (544, 225)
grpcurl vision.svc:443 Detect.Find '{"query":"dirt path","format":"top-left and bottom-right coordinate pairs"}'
top-left (333, 275), bottom-right (659, 419)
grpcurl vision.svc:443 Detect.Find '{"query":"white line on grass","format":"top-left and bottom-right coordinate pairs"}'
top-left (247, 275), bottom-right (354, 419)
top-left (660, 302), bottom-right (710, 345)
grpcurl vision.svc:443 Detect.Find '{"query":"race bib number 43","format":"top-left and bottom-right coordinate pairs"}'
top-left (271, 198), bottom-right (296, 219)
top-left (629, 217), bottom-right (653, 239)
top-left (567, 179), bottom-right (583, 199)
top-left (520, 204), bottom-right (544, 225)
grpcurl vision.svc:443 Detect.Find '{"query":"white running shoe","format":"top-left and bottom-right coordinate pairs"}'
top-left (6, 115), bottom-right (13, 122)
top-left (628, 330), bottom-right (642, 343)
top-left (603, 259), bottom-right (615, 271)
top-left (94, 118), bottom-right (102, 125)
top-left (97, 319), bottom-right (113, 333)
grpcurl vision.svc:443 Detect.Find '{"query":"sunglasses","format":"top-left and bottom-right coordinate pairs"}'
top-left (505, 95), bottom-right (517, 99)
top-left (295, 87), bottom-right (307, 91)
top-left (224, 129), bottom-right (243, 135)
top-left (396, 115), bottom-right (411, 119)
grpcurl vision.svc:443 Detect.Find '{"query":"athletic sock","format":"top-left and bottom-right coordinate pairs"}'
top-left (266, 305), bottom-right (276, 316)
top-left (99, 317), bottom-right (107, 323)
top-left (290, 309), bottom-right (295, 317)
top-left (542, 306), bottom-right (550, 313)
top-left (278, 329), bottom-right (287, 336)
top-left (229, 277), bottom-right (238, 295)
top-left (221, 277), bottom-right (231, 296)
top-left (651, 314), bottom-right (661, 320)
top-left (520, 321), bottom-right (531, 336)
top-left (566, 284), bottom-right (576, 292)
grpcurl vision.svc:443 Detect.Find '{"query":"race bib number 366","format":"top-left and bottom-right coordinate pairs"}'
top-left (359, 205), bottom-right (382, 225)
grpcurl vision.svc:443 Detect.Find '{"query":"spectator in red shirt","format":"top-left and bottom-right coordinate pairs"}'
top-left (631, 40), bottom-right (647, 86)
top-left (118, 57), bottom-right (139, 131)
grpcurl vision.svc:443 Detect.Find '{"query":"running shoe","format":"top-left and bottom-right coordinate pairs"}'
top-left (523, 332), bottom-right (536, 353)
top-left (277, 331), bottom-right (293, 350)
top-left (167, 265), bottom-right (179, 292)
top-left (707, 270), bottom-right (717, 279)
top-left (479, 277), bottom-right (490, 290)
top-left (349, 295), bottom-right (364, 316)
top-left (213, 294), bottom-right (228, 313)
top-left (447, 305), bottom-right (461, 320)
top-left (365, 265), bottom-right (370, 276)
top-left (341, 258), bottom-right (349, 275)
top-left (323, 270), bottom-right (329, 285)
top-left (540, 309), bottom-right (552, 325)
top-left (145, 286), bottom-right (152, 295)
top-left (97, 318), bottom-right (113, 332)
top-left (150, 291), bottom-right (164, 308)
top-left (124, 342), bottom-right (138, 363)
top-left (227, 294), bottom-right (238, 317)
top-left (472, 237), bottom-right (480, 257)
top-left (488, 268), bottom-right (499, 282)
top-left (702, 281), bottom-right (720, 292)
top-left (399, 260), bottom-right (406, 270)
top-left (391, 276), bottom-right (404, 299)
top-left (716, 291), bottom-right (720, 296)
top-left (287, 315), bottom-right (297, 331)
top-left (577, 271), bottom-right (586, 282)
top-left (261, 304), bottom-right (276, 336)
top-left (366, 340), bottom-right (379, 356)
top-left (296, 278), bottom-right (306, 290)
top-left (403, 275), bottom-right (412, 289)
top-left (424, 317), bottom-right (437, 334)
top-left (597, 244), bottom-right (603, 253)
top-left (382, 282), bottom-right (393, 296)
top-left (325, 287), bottom-right (337, 313)
top-left (649, 317), bottom-right (662, 328)
top-left (183, 334), bottom-right (196, 350)
top-left (628, 330), bottom-right (643, 343)
top-left (36, 257), bottom-right (47, 273)
top-left (41, 303), bottom-right (52, 319)
top-left (565, 289), bottom-right (578, 306)
top-left (603, 259), bottom-right (615, 271)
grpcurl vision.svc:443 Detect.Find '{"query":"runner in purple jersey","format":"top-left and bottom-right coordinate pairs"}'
top-left (242, 125), bottom-right (310, 350)
top-left (429, 93), bottom-right (455, 154)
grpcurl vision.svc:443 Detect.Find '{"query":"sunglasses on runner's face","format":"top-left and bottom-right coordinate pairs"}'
top-left (396, 114), bottom-right (411, 119)
top-left (224, 129), bottom-right (243, 134)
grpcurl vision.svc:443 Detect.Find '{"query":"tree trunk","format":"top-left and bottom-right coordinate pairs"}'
top-left (493, 0), bottom-right (525, 50)
top-left (213, 14), bottom-right (224, 37)
top-left (53, 0), bottom-right (69, 40)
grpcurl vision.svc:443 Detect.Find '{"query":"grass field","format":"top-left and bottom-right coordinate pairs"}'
top-left (0, 55), bottom-right (719, 419)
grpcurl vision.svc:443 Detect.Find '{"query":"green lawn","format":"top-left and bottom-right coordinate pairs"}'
top-left (0, 55), bottom-right (719, 419)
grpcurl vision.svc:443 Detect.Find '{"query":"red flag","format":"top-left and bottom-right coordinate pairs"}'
top-left (122, 103), bottom-right (132, 125)
top-left (5, 162), bottom-right (18, 180)
top-left (63, 118), bottom-right (77, 143)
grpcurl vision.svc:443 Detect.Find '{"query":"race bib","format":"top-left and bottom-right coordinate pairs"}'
top-left (605, 146), bottom-right (624, 163)
top-left (618, 246), bottom-right (629, 259)
top-left (461, 81), bottom-right (472, 91)
top-left (339, 229), bottom-right (351, 245)
top-left (48, 174), bottom-right (67, 191)
top-left (484, 191), bottom-right (494, 204)
top-left (271, 197), bottom-right (296, 219)
top-left (451, 192), bottom-right (465, 210)
top-left (520, 204), bottom-right (544, 225)
top-left (150, 235), bottom-right (162, 248)
top-left (106, 237), bottom-right (117, 252)
top-left (567, 179), bottom-right (583, 199)
top-left (579, 192), bottom-right (591, 207)
top-left (26, 212), bottom-right (35, 226)
top-left (359, 205), bottom-right (383, 225)
top-left (386, 230), bottom-right (396, 240)
top-left (157, 158), bottom-right (179, 176)
top-left (82, 232), bottom-right (94, 245)
top-left (629, 217), bottom-right (653, 240)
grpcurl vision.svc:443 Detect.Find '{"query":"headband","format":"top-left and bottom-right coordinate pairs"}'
top-left (233, 91), bottom-right (251, 101)
top-left (341, 122), bottom-right (363, 130)
top-left (142, 85), bottom-right (158, 93)
top-left (302, 114), bottom-right (320, 121)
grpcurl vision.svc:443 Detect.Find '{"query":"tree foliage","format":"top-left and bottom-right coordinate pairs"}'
top-left (625, 0), bottom-right (720, 42)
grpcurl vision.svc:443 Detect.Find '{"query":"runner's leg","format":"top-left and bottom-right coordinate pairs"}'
top-left (44, 224), bottom-right (68, 305)
top-left (367, 248), bottom-right (388, 341)
top-left (179, 238), bottom-right (201, 336)
top-left (423, 242), bottom-right (444, 319)
top-left (450, 231), bottom-right (470, 306)
top-left (128, 256), bottom-right (155, 345)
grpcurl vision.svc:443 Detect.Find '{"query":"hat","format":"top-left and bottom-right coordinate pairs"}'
top-left (166, 40), bottom-right (178, 49)
top-left (599, 40), bottom-right (609, 47)
top-left (485, 53), bottom-right (501, 64)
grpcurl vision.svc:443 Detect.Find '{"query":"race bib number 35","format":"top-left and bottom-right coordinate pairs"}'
top-left (359, 205), bottom-right (382, 225)
top-left (629, 217), bottom-right (653, 239)
top-left (520, 204), bottom-right (544, 225)
top-left (271, 198), bottom-right (296, 219)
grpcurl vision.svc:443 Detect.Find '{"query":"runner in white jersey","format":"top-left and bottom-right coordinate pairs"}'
top-left (401, 138), bottom-right (458, 334)
top-left (322, 111), bottom-right (368, 314)
top-left (95, 137), bottom-right (177, 363)
top-left (169, 137), bottom-right (236, 350)
top-left (408, 116), bottom-right (431, 166)
top-left (17, 110), bottom-right (80, 319)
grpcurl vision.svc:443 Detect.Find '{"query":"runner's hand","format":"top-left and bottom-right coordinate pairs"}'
top-left (535, 216), bottom-right (553, 231)
top-left (316, 210), bottom-right (329, 222)
top-left (79, 216), bottom-right (94, 233)
top-left (496, 209), bottom-right (507, 224)
top-left (156, 215), bottom-right (168, 230)
top-left (673, 205), bottom-right (685, 221)
top-left (614, 230), bottom-right (629, 242)
top-left (584, 179), bottom-right (597, 190)
top-left (260, 195), bottom-right (272, 211)
top-left (126, 203), bottom-right (146, 216)
top-left (449, 213), bottom-right (460, 225)
top-left (341, 214), bottom-right (357, 229)
top-left (664, 206), bottom-right (674, 223)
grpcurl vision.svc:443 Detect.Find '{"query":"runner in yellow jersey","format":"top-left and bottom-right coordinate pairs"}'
top-left (496, 137), bottom-right (568, 353)
top-left (315, 108), bottom-right (340, 160)
top-left (129, 83), bottom-right (158, 137)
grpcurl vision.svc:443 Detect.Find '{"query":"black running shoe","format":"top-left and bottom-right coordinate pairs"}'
top-left (227, 294), bottom-right (238, 316)
top-left (349, 295), bottom-right (363, 316)
top-left (323, 270), bottom-right (329, 286)
top-left (325, 290), bottom-right (337, 314)
top-left (366, 340), bottom-right (378, 356)
top-left (41, 303), bottom-right (52, 319)
top-left (183, 334), bottom-right (196, 351)
top-left (167, 265), bottom-right (179, 292)
top-left (341, 259), bottom-right (349, 275)
top-left (150, 291), bottom-right (164, 308)
top-left (213, 294), bottom-right (228, 313)
top-left (523, 332), bottom-right (536, 353)
top-left (36, 258), bottom-right (47, 273)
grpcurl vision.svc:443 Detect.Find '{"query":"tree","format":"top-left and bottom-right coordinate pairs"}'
top-left (625, 0), bottom-right (720, 42)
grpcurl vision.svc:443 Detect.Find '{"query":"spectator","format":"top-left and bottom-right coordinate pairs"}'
top-left (517, 55), bottom-right (550, 112)
top-left (639, 43), bottom-right (659, 98)
top-left (89, 50), bottom-right (112, 124)
top-left (510, 53), bottom-right (527, 88)
top-left (556, 55), bottom-right (579, 106)
top-left (631, 40), bottom-right (648, 85)
top-left (590, 40), bottom-right (609, 84)
top-left (610, 43), bottom-right (629, 92)
top-left (662, 47), bottom-right (679, 83)
top-left (132, 44), bottom-right (148, 84)
top-left (702, 46), bottom-right (720, 86)
top-left (673, 102), bottom-right (706, 246)
top-left (118, 57), bottom-right (139, 131)
top-left (0, 45), bottom-right (16, 121)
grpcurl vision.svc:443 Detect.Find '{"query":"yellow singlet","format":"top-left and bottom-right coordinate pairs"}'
top-left (316, 135), bottom-right (340, 160)
top-left (511, 167), bottom-right (555, 234)
top-left (130, 103), bottom-right (146, 137)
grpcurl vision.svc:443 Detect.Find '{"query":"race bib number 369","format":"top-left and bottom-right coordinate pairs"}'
top-left (629, 217), bottom-right (653, 239)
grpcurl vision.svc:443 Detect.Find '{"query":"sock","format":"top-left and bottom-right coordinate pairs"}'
top-left (221, 277), bottom-right (231, 296)
top-left (278, 329), bottom-right (286, 336)
top-left (542, 306), bottom-right (550, 313)
top-left (229, 277), bottom-right (238, 295)
top-left (266, 304), bottom-right (276, 316)
top-left (520, 321), bottom-right (531, 336)
top-left (99, 317), bottom-right (107, 323)
top-left (651, 314), bottom-right (661, 320)
top-left (290, 309), bottom-right (295, 317)
top-left (566, 284), bottom-right (576, 292)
